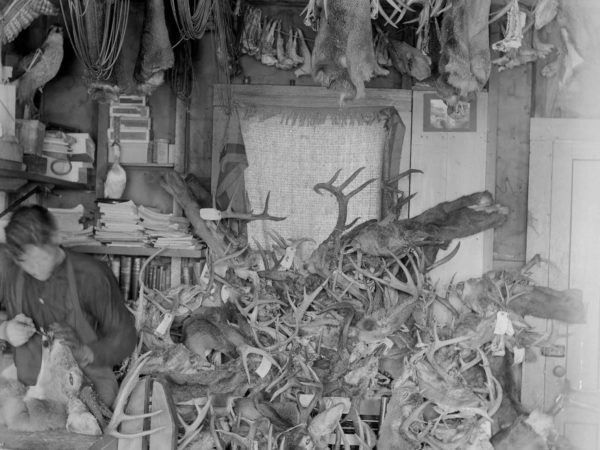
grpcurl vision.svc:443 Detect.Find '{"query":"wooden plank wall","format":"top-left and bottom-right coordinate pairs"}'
top-left (410, 91), bottom-right (494, 287)
top-left (489, 27), bottom-right (534, 271)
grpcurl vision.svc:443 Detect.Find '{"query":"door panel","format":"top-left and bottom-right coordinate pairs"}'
top-left (552, 144), bottom-right (600, 449)
top-left (526, 120), bottom-right (600, 450)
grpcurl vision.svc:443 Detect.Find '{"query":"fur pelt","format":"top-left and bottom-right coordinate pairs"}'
top-left (312, 0), bottom-right (388, 102)
top-left (134, 0), bottom-right (174, 87)
top-left (437, 0), bottom-right (491, 101)
top-left (0, 339), bottom-right (100, 434)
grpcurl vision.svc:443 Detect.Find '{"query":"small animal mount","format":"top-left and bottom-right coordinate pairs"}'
top-left (0, 335), bottom-right (101, 434)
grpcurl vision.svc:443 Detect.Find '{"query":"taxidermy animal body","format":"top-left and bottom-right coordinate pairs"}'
top-left (12, 25), bottom-right (64, 119)
top-left (312, 0), bottom-right (388, 102)
top-left (437, 0), bottom-right (491, 107)
top-left (133, 0), bottom-right (174, 92)
top-left (0, 337), bottom-right (101, 434)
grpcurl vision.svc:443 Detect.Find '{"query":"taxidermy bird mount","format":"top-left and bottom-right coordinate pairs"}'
top-left (11, 24), bottom-right (64, 119)
top-left (104, 117), bottom-right (127, 199)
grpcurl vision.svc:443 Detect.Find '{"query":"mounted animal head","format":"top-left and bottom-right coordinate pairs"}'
top-left (25, 335), bottom-right (85, 403)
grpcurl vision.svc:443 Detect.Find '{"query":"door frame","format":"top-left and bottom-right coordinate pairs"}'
top-left (524, 118), bottom-right (600, 411)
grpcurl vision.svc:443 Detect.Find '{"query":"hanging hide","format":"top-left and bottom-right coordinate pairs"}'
top-left (312, 0), bottom-right (388, 102)
top-left (133, 0), bottom-right (174, 92)
top-left (437, 0), bottom-right (491, 106)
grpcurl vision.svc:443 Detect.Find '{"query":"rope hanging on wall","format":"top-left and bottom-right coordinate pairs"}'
top-left (59, 0), bottom-right (130, 81)
top-left (168, 39), bottom-right (193, 100)
top-left (170, 0), bottom-right (213, 41)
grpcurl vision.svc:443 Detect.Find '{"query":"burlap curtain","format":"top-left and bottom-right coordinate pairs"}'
top-left (237, 105), bottom-right (400, 250)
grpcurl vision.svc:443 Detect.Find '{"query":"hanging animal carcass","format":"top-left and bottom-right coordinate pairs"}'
top-left (310, 0), bottom-right (389, 102)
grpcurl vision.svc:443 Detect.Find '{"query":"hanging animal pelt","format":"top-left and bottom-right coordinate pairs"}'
top-left (89, 0), bottom-right (173, 101)
top-left (436, 0), bottom-right (491, 107)
top-left (133, 0), bottom-right (174, 92)
top-left (311, 0), bottom-right (388, 103)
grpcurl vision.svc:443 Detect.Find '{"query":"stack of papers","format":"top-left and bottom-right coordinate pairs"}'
top-left (95, 200), bottom-right (145, 246)
top-left (138, 205), bottom-right (201, 249)
top-left (48, 204), bottom-right (99, 247)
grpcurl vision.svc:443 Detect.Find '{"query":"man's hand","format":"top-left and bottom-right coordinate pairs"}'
top-left (0, 313), bottom-right (36, 347)
top-left (49, 322), bottom-right (94, 368)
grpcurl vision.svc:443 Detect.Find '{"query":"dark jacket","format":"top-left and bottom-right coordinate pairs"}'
top-left (0, 249), bottom-right (136, 386)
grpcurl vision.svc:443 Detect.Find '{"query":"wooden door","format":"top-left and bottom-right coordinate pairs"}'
top-left (525, 119), bottom-right (600, 449)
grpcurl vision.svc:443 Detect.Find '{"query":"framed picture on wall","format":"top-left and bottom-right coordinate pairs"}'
top-left (423, 93), bottom-right (477, 132)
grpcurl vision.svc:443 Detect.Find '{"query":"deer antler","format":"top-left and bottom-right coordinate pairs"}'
top-left (200, 192), bottom-right (286, 222)
top-left (105, 352), bottom-right (165, 439)
top-left (314, 168), bottom-right (377, 240)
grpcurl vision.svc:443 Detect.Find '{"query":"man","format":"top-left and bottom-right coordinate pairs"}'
top-left (0, 204), bottom-right (136, 407)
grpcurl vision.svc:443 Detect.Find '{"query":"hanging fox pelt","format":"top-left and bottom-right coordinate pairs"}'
top-left (437, 0), bottom-right (491, 103)
top-left (311, 0), bottom-right (388, 103)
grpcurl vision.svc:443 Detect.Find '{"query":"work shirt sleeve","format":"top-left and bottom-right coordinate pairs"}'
top-left (78, 257), bottom-right (137, 368)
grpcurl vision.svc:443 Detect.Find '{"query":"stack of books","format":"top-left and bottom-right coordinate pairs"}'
top-left (138, 205), bottom-right (201, 249)
top-left (108, 95), bottom-right (151, 164)
top-left (95, 200), bottom-right (145, 246)
top-left (48, 204), bottom-right (98, 247)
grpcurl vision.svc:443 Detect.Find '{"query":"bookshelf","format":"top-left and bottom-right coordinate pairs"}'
top-left (71, 245), bottom-right (206, 301)
top-left (70, 245), bottom-right (205, 259)
top-left (0, 168), bottom-right (90, 192)
top-left (86, 96), bottom-right (193, 300)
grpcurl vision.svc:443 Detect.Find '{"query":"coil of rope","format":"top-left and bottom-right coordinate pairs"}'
top-left (168, 40), bottom-right (194, 100)
top-left (59, 0), bottom-right (130, 81)
top-left (170, 0), bottom-right (213, 41)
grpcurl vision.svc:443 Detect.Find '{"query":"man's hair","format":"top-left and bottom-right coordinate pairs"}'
top-left (5, 205), bottom-right (57, 257)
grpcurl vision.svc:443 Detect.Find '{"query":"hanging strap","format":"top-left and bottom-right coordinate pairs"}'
top-left (64, 253), bottom-right (97, 345)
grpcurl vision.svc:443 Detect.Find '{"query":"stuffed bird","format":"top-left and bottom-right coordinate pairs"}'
top-left (104, 117), bottom-right (127, 199)
top-left (104, 142), bottom-right (127, 199)
top-left (12, 24), bottom-right (64, 119)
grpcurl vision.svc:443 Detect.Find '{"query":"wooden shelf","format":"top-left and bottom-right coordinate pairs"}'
top-left (70, 245), bottom-right (206, 258)
top-left (0, 168), bottom-right (90, 191)
top-left (121, 162), bottom-right (175, 169)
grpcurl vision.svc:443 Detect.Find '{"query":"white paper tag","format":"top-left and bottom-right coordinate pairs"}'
top-left (221, 285), bottom-right (232, 303)
top-left (381, 338), bottom-right (394, 353)
top-left (279, 247), bottom-right (296, 271)
top-left (494, 311), bottom-right (512, 335)
top-left (482, 420), bottom-right (492, 437)
top-left (199, 208), bottom-right (222, 221)
top-left (505, 317), bottom-right (515, 336)
top-left (155, 312), bottom-right (174, 336)
top-left (199, 263), bottom-right (211, 286)
top-left (513, 346), bottom-right (525, 365)
top-left (214, 263), bottom-right (228, 278)
top-left (255, 356), bottom-right (272, 378)
top-left (299, 393), bottom-right (315, 407)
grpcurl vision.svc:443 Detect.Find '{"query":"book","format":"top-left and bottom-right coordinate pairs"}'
top-left (0, 158), bottom-right (25, 171)
top-left (182, 264), bottom-right (191, 285)
top-left (131, 257), bottom-right (142, 299)
top-left (119, 256), bottom-right (132, 299)
top-left (110, 257), bottom-right (121, 282)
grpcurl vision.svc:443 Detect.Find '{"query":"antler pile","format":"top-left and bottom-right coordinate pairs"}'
top-left (132, 168), bottom-right (580, 449)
